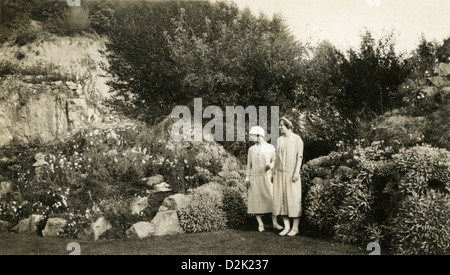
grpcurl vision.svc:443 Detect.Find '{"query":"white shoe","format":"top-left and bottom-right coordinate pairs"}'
top-left (279, 227), bottom-right (290, 236)
top-left (287, 229), bottom-right (299, 236)
top-left (258, 225), bottom-right (265, 232)
top-left (273, 224), bottom-right (284, 231)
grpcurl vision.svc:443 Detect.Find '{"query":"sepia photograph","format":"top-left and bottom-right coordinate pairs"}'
top-left (0, 0), bottom-right (449, 261)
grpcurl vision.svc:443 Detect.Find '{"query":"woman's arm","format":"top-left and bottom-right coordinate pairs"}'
top-left (245, 148), bottom-right (252, 181)
top-left (292, 137), bottom-right (304, 181)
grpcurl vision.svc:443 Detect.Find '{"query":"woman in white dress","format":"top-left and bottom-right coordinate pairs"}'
top-left (245, 126), bottom-right (284, 232)
top-left (272, 117), bottom-right (304, 236)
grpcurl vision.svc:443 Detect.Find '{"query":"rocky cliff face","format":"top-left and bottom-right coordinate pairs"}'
top-left (0, 31), bottom-right (110, 147)
top-left (0, 77), bottom-right (103, 147)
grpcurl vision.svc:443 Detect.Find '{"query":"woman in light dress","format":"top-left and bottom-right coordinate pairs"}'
top-left (272, 116), bottom-right (304, 236)
top-left (245, 126), bottom-right (284, 232)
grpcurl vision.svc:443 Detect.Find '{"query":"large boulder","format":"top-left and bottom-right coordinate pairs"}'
top-left (0, 181), bottom-right (14, 197)
top-left (150, 210), bottom-right (181, 236)
top-left (144, 175), bottom-right (165, 187)
top-left (42, 218), bottom-right (67, 237)
top-left (91, 217), bottom-right (112, 241)
top-left (126, 222), bottom-right (154, 239)
top-left (131, 196), bottom-right (149, 215)
top-left (12, 214), bottom-right (45, 234)
top-left (159, 193), bottom-right (192, 211)
top-left (427, 76), bottom-right (450, 87)
top-left (437, 62), bottom-right (450, 77)
top-left (126, 210), bottom-right (182, 239)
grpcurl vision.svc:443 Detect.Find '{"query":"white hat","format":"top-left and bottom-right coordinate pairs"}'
top-left (249, 126), bottom-right (265, 137)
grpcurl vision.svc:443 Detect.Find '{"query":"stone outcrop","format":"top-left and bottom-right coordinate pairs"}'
top-left (126, 209), bottom-right (182, 239)
top-left (0, 77), bottom-right (103, 147)
top-left (142, 174), bottom-right (165, 187)
top-left (42, 218), bottom-right (67, 237)
top-left (12, 214), bottom-right (45, 234)
top-left (131, 196), bottom-right (149, 215)
top-left (126, 194), bottom-right (190, 239)
top-left (0, 181), bottom-right (14, 197)
top-left (159, 193), bottom-right (192, 211)
top-left (126, 222), bottom-right (154, 239)
top-left (91, 217), bottom-right (112, 241)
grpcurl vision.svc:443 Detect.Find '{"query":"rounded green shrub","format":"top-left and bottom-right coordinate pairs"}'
top-left (388, 190), bottom-right (450, 255)
top-left (178, 184), bottom-right (227, 233)
top-left (222, 186), bottom-right (250, 228)
top-left (390, 145), bottom-right (450, 196)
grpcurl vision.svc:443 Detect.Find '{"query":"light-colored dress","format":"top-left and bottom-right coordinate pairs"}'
top-left (272, 133), bottom-right (304, 217)
top-left (246, 143), bottom-right (276, 214)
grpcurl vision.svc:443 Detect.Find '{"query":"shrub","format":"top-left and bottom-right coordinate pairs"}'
top-left (90, 5), bottom-right (115, 34)
top-left (302, 142), bottom-right (450, 253)
top-left (178, 184), bottom-right (227, 233)
top-left (47, 7), bottom-right (91, 35)
top-left (389, 145), bottom-right (450, 196)
top-left (365, 114), bottom-right (428, 148)
top-left (97, 196), bottom-right (145, 239)
top-left (388, 190), bottom-right (450, 255)
top-left (332, 176), bottom-right (375, 244)
top-left (222, 186), bottom-right (250, 228)
top-left (14, 30), bottom-right (37, 46)
top-left (424, 94), bottom-right (450, 150)
top-left (0, 61), bottom-right (16, 77)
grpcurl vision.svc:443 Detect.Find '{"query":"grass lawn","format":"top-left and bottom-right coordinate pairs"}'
top-left (0, 224), bottom-right (367, 255)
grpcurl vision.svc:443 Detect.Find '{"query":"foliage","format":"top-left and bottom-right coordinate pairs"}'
top-left (96, 196), bottom-right (145, 239)
top-left (222, 185), bottom-right (250, 228)
top-left (359, 112), bottom-right (427, 148)
top-left (340, 30), bottom-right (410, 121)
top-left (387, 190), bottom-right (450, 255)
top-left (0, 0), bottom-right (32, 44)
top-left (424, 93), bottom-right (450, 150)
top-left (89, 3), bottom-right (115, 34)
top-left (46, 7), bottom-right (92, 36)
top-left (0, 60), bottom-right (16, 78)
top-left (302, 142), bottom-right (450, 254)
top-left (389, 145), bottom-right (450, 196)
top-left (104, 1), bottom-right (306, 128)
top-left (297, 41), bottom-right (353, 144)
top-left (0, 117), bottom-right (232, 237)
top-left (178, 184), bottom-right (227, 233)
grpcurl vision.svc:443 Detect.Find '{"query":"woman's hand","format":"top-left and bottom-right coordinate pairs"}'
top-left (292, 173), bottom-right (300, 183)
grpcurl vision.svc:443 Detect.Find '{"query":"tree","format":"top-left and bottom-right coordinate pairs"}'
top-left (106, 1), bottom-right (306, 124)
top-left (339, 30), bottom-right (409, 121)
top-left (297, 40), bottom-right (352, 143)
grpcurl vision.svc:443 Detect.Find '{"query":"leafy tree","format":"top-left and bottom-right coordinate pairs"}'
top-left (298, 41), bottom-right (352, 143)
top-left (340, 30), bottom-right (409, 121)
top-left (406, 34), bottom-right (439, 81)
top-left (105, 1), bottom-right (306, 125)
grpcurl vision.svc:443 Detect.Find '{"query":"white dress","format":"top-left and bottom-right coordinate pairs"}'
top-left (246, 143), bottom-right (276, 214)
top-left (272, 134), bottom-right (304, 217)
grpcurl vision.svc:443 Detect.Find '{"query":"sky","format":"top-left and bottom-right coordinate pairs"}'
top-left (213, 0), bottom-right (450, 55)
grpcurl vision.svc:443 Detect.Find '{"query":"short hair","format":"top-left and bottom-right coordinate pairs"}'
top-left (280, 116), bottom-right (294, 130)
